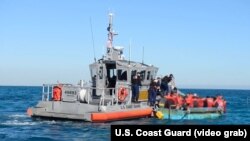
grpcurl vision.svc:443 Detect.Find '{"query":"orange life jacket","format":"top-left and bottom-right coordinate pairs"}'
top-left (197, 98), bottom-right (204, 107)
top-left (206, 98), bottom-right (214, 107)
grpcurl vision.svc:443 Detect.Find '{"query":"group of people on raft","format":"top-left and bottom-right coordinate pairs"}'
top-left (164, 93), bottom-right (227, 112)
top-left (147, 74), bottom-right (227, 112)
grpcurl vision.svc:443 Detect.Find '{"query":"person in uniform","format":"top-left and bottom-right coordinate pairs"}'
top-left (131, 72), bottom-right (142, 102)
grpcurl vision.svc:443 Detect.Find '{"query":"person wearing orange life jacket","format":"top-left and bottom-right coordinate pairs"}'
top-left (169, 87), bottom-right (183, 109)
top-left (192, 93), bottom-right (199, 107)
top-left (185, 94), bottom-right (194, 108)
top-left (197, 97), bottom-right (205, 107)
top-left (206, 96), bottom-right (215, 108)
top-left (164, 92), bottom-right (177, 109)
top-left (172, 92), bottom-right (178, 108)
top-left (214, 95), bottom-right (226, 111)
top-left (176, 94), bottom-right (184, 109)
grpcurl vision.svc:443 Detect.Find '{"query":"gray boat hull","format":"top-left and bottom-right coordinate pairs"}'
top-left (27, 101), bottom-right (152, 122)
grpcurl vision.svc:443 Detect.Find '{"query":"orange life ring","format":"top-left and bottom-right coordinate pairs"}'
top-left (118, 87), bottom-right (128, 102)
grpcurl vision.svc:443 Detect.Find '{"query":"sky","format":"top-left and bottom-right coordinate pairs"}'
top-left (0, 0), bottom-right (250, 89)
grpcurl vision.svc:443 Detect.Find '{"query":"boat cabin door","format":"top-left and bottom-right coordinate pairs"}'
top-left (91, 63), bottom-right (107, 96)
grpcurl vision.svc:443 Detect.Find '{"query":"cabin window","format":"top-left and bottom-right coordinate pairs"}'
top-left (147, 71), bottom-right (151, 80)
top-left (99, 66), bottom-right (103, 79)
top-left (91, 68), bottom-right (97, 78)
top-left (108, 69), bottom-right (116, 80)
top-left (131, 70), bottom-right (137, 76)
top-left (117, 69), bottom-right (127, 81)
top-left (140, 70), bottom-right (146, 81)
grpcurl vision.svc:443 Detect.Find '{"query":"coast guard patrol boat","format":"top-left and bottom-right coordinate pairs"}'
top-left (27, 13), bottom-right (159, 122)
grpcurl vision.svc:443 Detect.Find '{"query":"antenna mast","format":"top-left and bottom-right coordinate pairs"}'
top-left (107, 13), bottom-right (113, 51)
top-left (142, 46), bottom-right (144, 64)
top-left (129, 39), bottom-right (131, 65)
top-left (106, 13), bottom-right (118, 51)
top-left (89, 17), bottom-right (96, 62)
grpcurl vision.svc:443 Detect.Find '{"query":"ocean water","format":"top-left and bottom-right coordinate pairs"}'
top-left (0, 86), bottom-right (250, 141)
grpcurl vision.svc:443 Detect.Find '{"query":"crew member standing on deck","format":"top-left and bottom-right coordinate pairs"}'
top-left (168, 74), bottom-right (176, 93)
top-left (148, 79), bottom-right (158, 106)
top-left (160, 75), bottom-right (169, 95)
top-left (131, 72), bottom-right (142, 102)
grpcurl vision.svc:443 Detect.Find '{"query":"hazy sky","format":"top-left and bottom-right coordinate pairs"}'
top-left (1, 0), bottom-right (250, 89)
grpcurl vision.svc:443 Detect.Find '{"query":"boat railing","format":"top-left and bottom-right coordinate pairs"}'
top-left (40, 84), bottom-right (131, 106)
top-left (88, 86), bottom-right (131, 107)
top-left (95, 87), bottom-right (116, 106)
top-left (79, 86), bottom-right (116, 104)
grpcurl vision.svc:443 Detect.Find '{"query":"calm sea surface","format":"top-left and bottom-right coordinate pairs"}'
top-left (0, 86), bottom-right (250, 141)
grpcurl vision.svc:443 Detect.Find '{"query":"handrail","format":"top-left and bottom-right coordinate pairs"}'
top-left (40, 84), bottom-right (131, 108)
top-left (42, 84), bottom-right (54, 101)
